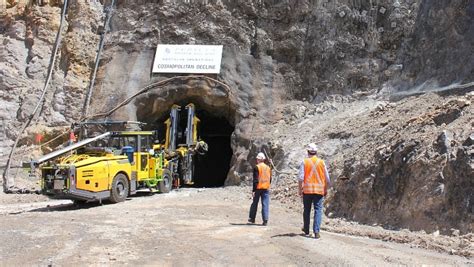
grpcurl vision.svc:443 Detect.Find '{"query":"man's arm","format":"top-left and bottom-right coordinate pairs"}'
top-left (322, 162), bottom-right (331, 196)
top-left (252, 166), bottom-right (259, 192)
top-left (298, 161), bottom-right (304, 196)
top-left (268, 160), bottom-right (273, 184)
top-left (323, 162), bottom-right (331, 187)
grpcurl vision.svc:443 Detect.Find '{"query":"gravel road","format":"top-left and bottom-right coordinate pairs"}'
top-left (0, 187), bottom-right (471, 266)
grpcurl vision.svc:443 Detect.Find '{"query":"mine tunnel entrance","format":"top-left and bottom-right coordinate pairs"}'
top-left (193, 109), bottom-right (233, 187)
top-left (152, 106), bottom-right (234, 188)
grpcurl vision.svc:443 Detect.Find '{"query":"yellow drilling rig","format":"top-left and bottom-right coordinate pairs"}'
top-left (27, 103), bottom-right (207, 204)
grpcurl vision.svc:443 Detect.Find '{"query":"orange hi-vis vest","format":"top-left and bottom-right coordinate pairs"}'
top-left (303, 156), bottom-right (327, 195)
top-left (256, 163), bottom-right (271, 190)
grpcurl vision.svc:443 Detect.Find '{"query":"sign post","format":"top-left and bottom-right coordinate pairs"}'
top-left (152, 44), bottom-right (223, 74)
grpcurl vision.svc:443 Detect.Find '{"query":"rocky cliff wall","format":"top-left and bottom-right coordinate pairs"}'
top-left (4, 0), bottom-right (467, 161)
top-left (1, 0), bottom-right (472, 233)
top-left (398, 0), bottom-right (474, 90)
top-left (0, 1), bottom-right (102, 159)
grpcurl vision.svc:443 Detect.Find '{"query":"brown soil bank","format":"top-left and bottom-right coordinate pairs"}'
top-left (267, 92), bottom-right (473, 236)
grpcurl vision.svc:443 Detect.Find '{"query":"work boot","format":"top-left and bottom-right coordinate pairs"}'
top-left (301, 227), bottom-right (309, 235)
top-left (247, 218), bottom-right (255, 224)
top-left (262, 220), bottom-right (268, 226)
top-left (314, 232), bottom-right (321, 239)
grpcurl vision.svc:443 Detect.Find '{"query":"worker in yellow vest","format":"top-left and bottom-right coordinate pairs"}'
top-left (298, 143), bottom-right (331, 238)
top-left (248, 152), bottom-right (272, 226)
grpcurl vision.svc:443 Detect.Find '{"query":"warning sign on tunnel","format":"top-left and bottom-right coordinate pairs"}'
top-left (152, 44), bottom-right (223, 74)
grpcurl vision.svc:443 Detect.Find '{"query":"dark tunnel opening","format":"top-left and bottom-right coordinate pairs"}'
top-left (150, 106), bottom-right (234, 188)
top-left (193, 109), bottom-right (233, 187)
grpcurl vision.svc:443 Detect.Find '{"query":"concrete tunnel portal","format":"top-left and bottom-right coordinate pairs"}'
top-left (133, 79), bottom-right (237, 187)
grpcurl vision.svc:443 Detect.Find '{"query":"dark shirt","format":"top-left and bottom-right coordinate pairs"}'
top-left (252, 165), bottom-right (272, 192)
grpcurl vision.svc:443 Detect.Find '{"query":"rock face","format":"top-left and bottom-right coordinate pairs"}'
top-left (323, 95), bottom-right (474, 234)
top-left (0, 1), bottom-right (102, 158)
top-left (398, 0), bottom-right (474, 90)
top-left (265, 93), bottom-right (473, 235)
top-left (0, 0), bottom-right (473, 234)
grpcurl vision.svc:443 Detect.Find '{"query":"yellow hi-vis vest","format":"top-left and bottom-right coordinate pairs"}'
top-left (303, 156), bottom-right (327, 195)
top-left (256, 163), bottom-right (271, 190)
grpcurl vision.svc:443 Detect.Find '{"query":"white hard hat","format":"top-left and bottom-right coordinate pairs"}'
top-left (307, 143), bottom-right (318, 153)
top-left (256, 152), bottom-right (266, 160)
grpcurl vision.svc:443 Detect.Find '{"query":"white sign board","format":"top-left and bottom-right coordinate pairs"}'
top-left (152, 44), bottom-right (223, 74)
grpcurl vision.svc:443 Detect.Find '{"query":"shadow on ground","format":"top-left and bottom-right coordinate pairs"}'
top-left (271, 233), bottom-right (306, 238)
top-left (27, 202), bottom-right (100, 212)
top-left (229, 222), bottom-right (265, 227)
top-left (26, 192), bottom-right (156, 213)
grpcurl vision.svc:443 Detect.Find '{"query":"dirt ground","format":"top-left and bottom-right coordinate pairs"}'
top-left (0, 187), bottom-right (472, 266)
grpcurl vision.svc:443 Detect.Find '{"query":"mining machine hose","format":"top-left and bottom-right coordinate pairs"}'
top-left (82, 0), bottom-right (116, 117)
top-left (262, 148), bottom-right (296, 187)
top-left (81, 75), bottom-right (234, 122)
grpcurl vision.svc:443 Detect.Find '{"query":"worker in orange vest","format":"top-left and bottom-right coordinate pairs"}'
top-left (298, 143), bottom-right (331, 238)
top-left (248, 152), bottom-right (272, 226)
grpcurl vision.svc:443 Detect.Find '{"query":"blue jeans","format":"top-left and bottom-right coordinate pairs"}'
top-left (303, 194), bottom-right (324, 234)
top-left (249, 189), bottom-right (269, 222)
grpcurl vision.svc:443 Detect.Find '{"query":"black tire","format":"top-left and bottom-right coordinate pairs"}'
top-left (110, 173), bottom-right (129, 203)
top-left (158, 169), bottom-right (172, 193)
